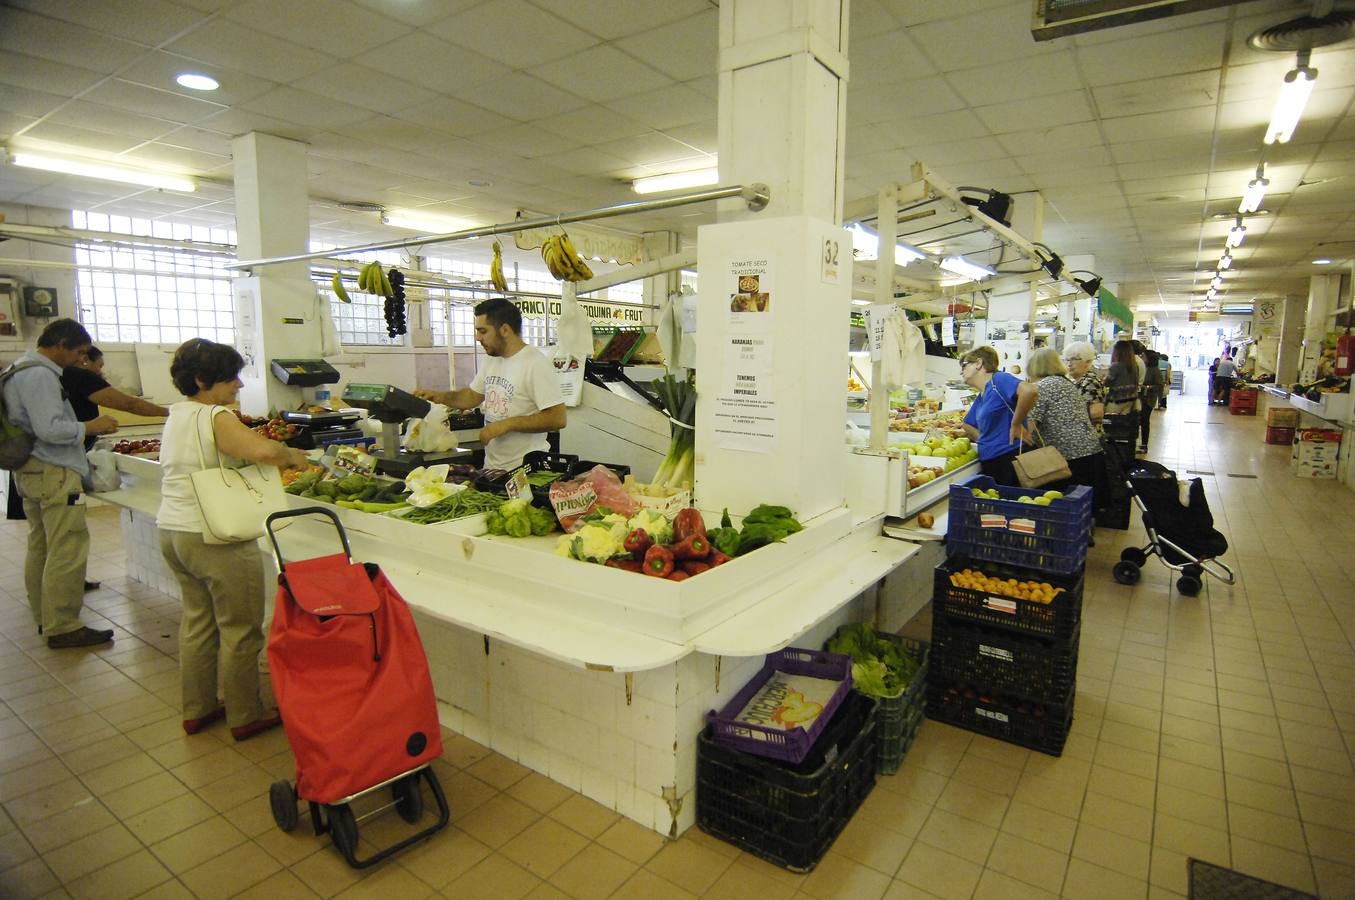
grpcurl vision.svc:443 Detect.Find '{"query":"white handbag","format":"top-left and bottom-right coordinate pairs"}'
top-left (189, 406), bottom-right (286, 544)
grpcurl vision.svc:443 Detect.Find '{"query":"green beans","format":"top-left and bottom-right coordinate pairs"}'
top-left (402, 489), bottom-right (504, 524)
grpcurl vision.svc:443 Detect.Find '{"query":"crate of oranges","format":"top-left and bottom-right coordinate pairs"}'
top-left (934, 557), bottom-right (1082, 640)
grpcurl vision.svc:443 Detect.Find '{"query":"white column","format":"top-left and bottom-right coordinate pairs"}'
top-left (1300, 274), bottom-right (1339, 381)
top-left (1275, 296), bottom-right (1305, 385)
top-left (231, 132), bottom-right (320, 416)
top-left (694, 0), bottom-right (850, 519)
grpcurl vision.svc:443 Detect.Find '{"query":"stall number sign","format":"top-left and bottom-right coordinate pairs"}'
top-left (821, 235), bottom-right (842, 283)
top-left (505, 467), bottom-right (529, 500)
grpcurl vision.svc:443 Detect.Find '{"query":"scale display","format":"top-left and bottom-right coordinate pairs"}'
top-left (270, 358), bottom-right (340, 387)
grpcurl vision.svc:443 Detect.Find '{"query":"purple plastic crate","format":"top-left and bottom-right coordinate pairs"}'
top-left (707, 649), bottom-right (853, 764)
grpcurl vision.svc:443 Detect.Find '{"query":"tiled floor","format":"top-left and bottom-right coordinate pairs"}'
top-left (2, 373), bottom-right (1354, 899)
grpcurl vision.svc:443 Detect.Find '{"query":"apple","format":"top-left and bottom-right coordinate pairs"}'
top-left (1017, 495), bottom-right (1034, 503)
top-left (917, 512), bottom-right (935, 529)
top-left (1042, 490), bottom-right (1063, 500)
top-left (1033, 496), bottom-right (1052, 506)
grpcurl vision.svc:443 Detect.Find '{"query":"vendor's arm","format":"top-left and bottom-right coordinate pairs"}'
top-left (88, 386), bottom-right (170, 419)
top-left (212, 410), bottom-right (309, 469)
top-left (479, 404), bottom-right (566, 445)
top-left (961, 423), bottom-right (979, 441)
top-left (414, 387), bottom-right (483, 410)
top-left (1009, 381), bottom-right (1038, 443)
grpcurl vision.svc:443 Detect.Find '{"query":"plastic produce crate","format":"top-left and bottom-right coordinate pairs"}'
top-left (1229, 389), bottom-right (1257, 415)
top-left (823, 627), bottom-right (928, 775)
top-left (934, 557), bottom-right (1083, 641)
top-left (697, 691), bottom-right (877, 871)
top-left (929, 616), bottom-right (1079, 704)
top-left (947, 476), bottom-right (1092, 575)
top-left (1265, 425), bottom-right (1295, 445)
top-left (1266, 407), bottom-right (1299, 428)
top-left (475, 451), bottom-right (577, 505)
top-left (707, 649), bottom-right (852, 764)
top-left (925, 681), bottom-right (1073, 756)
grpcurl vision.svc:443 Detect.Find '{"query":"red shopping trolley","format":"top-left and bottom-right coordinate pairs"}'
top-left (264, 507), bottom-right (450, 868)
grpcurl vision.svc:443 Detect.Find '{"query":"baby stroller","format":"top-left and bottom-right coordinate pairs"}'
top-left (264, 508), bottom-right (450, 868)
top-left (1111, 461), bottom-right (1235, 596)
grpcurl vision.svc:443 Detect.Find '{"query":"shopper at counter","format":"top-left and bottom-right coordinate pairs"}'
top-left (414, 298), bottom-right (566, 470)
top-left (1010, 347), bottom-right (1105, 511)
top-left (959, 346), bottom-right (1029, 486)
top-left (3, 319), bottom-right (120, 647)
top-left (63, 345), bottom-right (170, 451)
top-left (1063, 341), bottom-right (1107, 434)
top-left (157, 339), bottom-right (309, 741)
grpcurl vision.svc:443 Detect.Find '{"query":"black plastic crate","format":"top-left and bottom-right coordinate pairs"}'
top-left (925, 681), bottom-right (1074, 756)
top-left (823, 627), bottom-right (928, 776)
top-left (947, 476), bottom-right (1092, 574)
top-left (474, 451), bottom-right (576, 505)
top-left (697, 691), bottom-right (877, 871)
top-left (934, 557), bottom-right (1083, 640)
top-left (929, 617), bottom-right (1079, 704)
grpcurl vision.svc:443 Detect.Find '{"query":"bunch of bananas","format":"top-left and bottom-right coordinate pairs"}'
top-left (541, 233), bottom-right (593, 283)
top-left (331, 272), bottom-right (352, 303)
top-left (490, 240), bottom-right (508, 293)
top-left (358, 260), bottom-right (394, 297)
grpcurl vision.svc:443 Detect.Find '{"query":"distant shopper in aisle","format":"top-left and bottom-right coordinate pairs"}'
top-left (414, 297), bottom-right (566, 471)
top-left (1104, 340), bottom-right (1141, 416)
top-left (959, 346), bottom-right (1029, 486)
top-left (1214, 352), bottom-right (1237, 405)
top-left (63, 346), bottom-right (170, 451)
top-left (157, 339), bottom-right (309, 741)
top-left (2, 319), bottom-right (120, 647)
top-left (1138, 348), bottom-right (1163, 453)
top-left (1063, 341), bottom-right (1107, 434)
top-left (1009, 348), bottom-right (1105, 511)
top-left (1158, 355), bottom-right (1172, 408)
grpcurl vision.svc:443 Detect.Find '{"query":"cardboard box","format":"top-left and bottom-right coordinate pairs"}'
top-left (1266, 407), bottom-right (1300, 427)
top-left (1293, 460), bottom-right (1338, 479)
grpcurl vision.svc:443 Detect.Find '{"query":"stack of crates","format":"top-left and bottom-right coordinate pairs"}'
top-left (1229, 386), bottom-right (1258, 415)
top-left (925, 475), bottom-right (1087, 756)
top-left (1265, 406), bottom-right (1299, 444)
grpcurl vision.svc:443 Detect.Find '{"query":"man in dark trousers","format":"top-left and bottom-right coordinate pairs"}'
top-left (2, 319), bottom-right (120, 647)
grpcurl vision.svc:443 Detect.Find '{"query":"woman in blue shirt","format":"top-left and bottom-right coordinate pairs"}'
top-left (960, 346), bottom-right (1031, 486)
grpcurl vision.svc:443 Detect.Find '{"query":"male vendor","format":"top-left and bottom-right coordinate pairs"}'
top-left (415, 298), bottom-right (565, 470)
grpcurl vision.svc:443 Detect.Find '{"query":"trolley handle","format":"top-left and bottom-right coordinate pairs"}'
top-left (265, 507), bottom-right (353, 572)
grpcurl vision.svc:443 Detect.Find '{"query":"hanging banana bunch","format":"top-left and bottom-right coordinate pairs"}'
top-left (490, 240), bottom-right (508, 293)
top-left (541, 232), bottom-right (594, 283)
top-left (357, 260), bottom-right (393, 297)
top-left (331, 272), bottom-right (352, 303)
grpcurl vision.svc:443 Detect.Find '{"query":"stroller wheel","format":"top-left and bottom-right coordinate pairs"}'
top-left (1181, 563), bottom-right (1203, 579)
top-left (328, 804), bottom-right (359, 860)
top-left (1113, 561), bottom-right (1141, 585)
top-left (1177, 575), bottom-right (1203, 596)
top-left (393, 773), bottom-right (424, 823)
top-left (1120, 547), bottom-right (1148, 567)
top-left (269, 780), bottom-right (298, 833)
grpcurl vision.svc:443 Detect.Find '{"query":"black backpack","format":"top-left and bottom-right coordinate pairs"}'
top-left (0, 360), bottom-right (43, 470)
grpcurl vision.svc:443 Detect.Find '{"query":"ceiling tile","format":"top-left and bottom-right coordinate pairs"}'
top-left (997, 122), bottom-right (1103, 158)
top-left (165, 20), bottom-right (336, 84)
top-left (1077, 22), bottom-right (1228, 87)
top-left (972, 90), bottom-right (1094, 135)
top-left (196, 107), bottom-right (320, 143)
top-left (238, 87), bottom-right (375, 129)
top-left (905, 136), bottom-right (1011, 167)
top-left (878, 0), bottom-right (1012, 27)
top-left (153, 125), bottom-right (234, 156)
top-left (661, 122), bottom-right (717, 155)
top-left (908, 3), bottom-right (1063, 72)
top-left (1100, 106), bottom-right (1219, 144)
top-left (349, 0), bottom-right (482, 27)
top-left (604, 84), bottom-right (714, 131)
top-left (0, 9), bottom-right (147, 74)
top-left (81, 81), bottom-right (228, 125)
top-left (875, 109), bottom-right (989, 146)
top-left (592, 132), bottom-right (711, 171)
top-left (545, 147), bottom-right (633, 177)
top-left (442, 72), bottom-right (590, 121)
top-left (293, 64), bottom-right (436, 114)
top-left (355, 32), bottom-right (510, 94)
top-left (0, 52), bottom-right (105, 97)
top-left (1091, 70), bottom-right (1222, 121)
top-left (119, 142), bottom-right (232, 174)
top-left (223, 0), bottom-right (411, 55)
top-left (476, 123), bottom-right (582, 159)
top-left (389, 96), bottom-right (517, 138)
top-left (529, 46), bottom-right (672, 104)
top-left (115, 51), bottom-right (279, 109)
top-left (0, 113), bottom-right (38, 141)
top-left (536, 105), bottom-right (652, 146)
top-left (4, 0), bottom-right (209, 44)
top-left (613, 10), bottom-right (717, 83)
top-left (0, 85), bottom-right (69, 120)
top-left (1109, 134), bottom-right (1214, 165)
top-left (430, 0), bottom-right (600, 69)
top-left (527, 0), bottom-right (711, 41)
top-left (47, 101), bottom-right (184, 141)
top-left (947, 52), bottom-right (1083, 106)
top-left (14, 122), bottom-right (147, 155)
top-left (848, 76), bottom-right (967, 126)
top-left (844, 30), bottom-right (938, 86)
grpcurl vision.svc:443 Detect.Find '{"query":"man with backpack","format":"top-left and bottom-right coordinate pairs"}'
top-left (1, 319), bottom-right (120, 648)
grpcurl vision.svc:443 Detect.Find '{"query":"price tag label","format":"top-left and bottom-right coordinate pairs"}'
top-left (505, 467), bottom-right (529, 500)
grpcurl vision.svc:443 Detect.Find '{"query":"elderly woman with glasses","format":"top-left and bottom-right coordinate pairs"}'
top-left (1063, 341), bottom-right (1107, 435)
top-left (1009, 347), bottom-right (1105, 514)
top-left (959, 346), bottom-right (1033, 486)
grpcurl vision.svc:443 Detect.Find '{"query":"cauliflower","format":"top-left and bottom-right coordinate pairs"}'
top-left (554, 534), bottom-right (574, 558)
top-left (569, 523), bottom-right (625, 563)
top-left (598, 512), bottom-right (632, 543)
top-left (628, 509), bottom-right (672, 545)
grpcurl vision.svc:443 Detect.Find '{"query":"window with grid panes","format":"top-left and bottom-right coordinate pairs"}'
top-left (422, 257), bottom-right (488, 348)
top-left (72, 210), bottom-right (238, 346)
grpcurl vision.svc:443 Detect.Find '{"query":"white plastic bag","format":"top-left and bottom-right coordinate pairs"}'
top-left (552, 352), bottom-right (584, 407)
top-left (85, 448), bottom-right (120, 493)
top-left (404, 464), bottom-right (463, 508)
top-left (403, 403), bottom-right (458, 453)
top-left (316, 291), bottom-right (343, 358)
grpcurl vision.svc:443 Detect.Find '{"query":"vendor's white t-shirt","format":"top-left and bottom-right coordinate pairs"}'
top-left (470, 345), bottom-right (565, 470)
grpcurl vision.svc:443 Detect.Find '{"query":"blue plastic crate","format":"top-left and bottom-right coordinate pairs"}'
top-left (946, 476), bottom-right (1092, 575)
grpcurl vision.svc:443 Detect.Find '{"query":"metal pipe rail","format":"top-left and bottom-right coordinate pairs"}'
top-left (228, 183), bottom-right (771, 271)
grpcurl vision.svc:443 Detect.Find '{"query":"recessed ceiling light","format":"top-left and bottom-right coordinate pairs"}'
top-left (1313, 258), bottom-right (1333, 264)
top-left (175, 72), bottom-right (219, 91)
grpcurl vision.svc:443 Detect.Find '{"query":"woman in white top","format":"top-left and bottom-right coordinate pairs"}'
top-left (157, 339), bottom-right (309, 741)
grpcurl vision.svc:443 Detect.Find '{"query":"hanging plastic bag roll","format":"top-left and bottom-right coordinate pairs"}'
top-left (403, 403), bottom-right (459, 453)
top-left (316, 291), bottom-right (343, 358)
top-left (556, 282), bottom-right (593, 364)
top-left (881, 309), bottom-right (925, 390)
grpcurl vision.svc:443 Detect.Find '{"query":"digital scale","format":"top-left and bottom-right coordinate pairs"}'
top-left (341, 383), bottom-right (472, 477)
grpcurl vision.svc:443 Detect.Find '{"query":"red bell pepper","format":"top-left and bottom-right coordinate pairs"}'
top-left (680, 559), bottom-right (710, 576)
top-left (623, 527), bottom-right (652, 561)
top-left (667, 570), bottom-right (690, 581)
top-left (605, 558), bottom-right (643, 573)
top-left (642, 545), bottom-right (674, 578)
top-left (672, 507), bottom-right (706, 542)
top-left (672, 533), bottom-right (710, 560)
top-left (709, 549), bottom-right (732, 567)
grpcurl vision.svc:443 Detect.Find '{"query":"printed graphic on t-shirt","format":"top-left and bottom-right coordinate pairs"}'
top-left (482, 375), bottom-right (514, 420)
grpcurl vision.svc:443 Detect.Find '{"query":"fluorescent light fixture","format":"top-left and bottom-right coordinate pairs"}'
top-left (382, 208), bottom-right (477, 233)
top-left (939, 255), bottom-right (997, 281)
top-left (9, 151), bottom-right (196, 192)
top-left (1238, 167), bottom-right (1269, 214)
top-left (850, 298), bottom-right (872, 306)
top-left (1313, 258), bottom-right (1333, 265)
top-left (1211, 274), bottom-right (1224, 290)
top-left (632, 166), bottom-right (719, 194)
top-left (1265, 64), bottom-right (1317, 145)
top-left (847, 223), bottom-right (926, 266)
top-left (1227, 221), bottom-right (1246, 248)
top-left (1221, 305), bottom-right (1253, 314)
top-left (1218, 252), bottom-right (1233, 270)
top-left (1206, 288), bottom-right (1218, 300)
top-left (175, 72), bottom-right (219, 91)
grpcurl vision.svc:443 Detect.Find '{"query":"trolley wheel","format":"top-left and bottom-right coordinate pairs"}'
top-left (1120, 547), bottom-right (1148, 567)
top-left (1113, 561), bottom-right (1141, 585)
top-left (328, 804), bottom-right (359, 859)
top-left (1181, 563), bottom-right (1203, 579)
top-left (269, 781), bottom-right (298, 833)
top-left (1177, 575), bottom-right (1202, 596)
top-left (393, 774), bottom-right (424, 824)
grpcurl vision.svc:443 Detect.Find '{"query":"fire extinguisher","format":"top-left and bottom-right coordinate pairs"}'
top-left (1337, 329), bottom-right (1354, 377)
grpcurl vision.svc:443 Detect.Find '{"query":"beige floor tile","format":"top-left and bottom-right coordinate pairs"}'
top-left (1160, 733), bottom-right (1223, 770)
top-left (124, 791), bottom-right (216, 846)
top-left (643, 838), bottom-right (733, 895)
top-left (1157, 756), bottom-right (1224, 798)
top-left (0, 826), bottom-right (36, 870)
top-left (4, 777), bottom-right (95, 826)
top-left (595, 817), bottom-right (667, 866)
top-left (894, 839), bottom-right (982, 900)
top-left (1227, 801), bottom-right (1309, 853)
top-left (1229, 836), bottom-right (1318, 894)
top-left (0, 758), bottom-right (74, 803)
top-left (1284, 739), bottom-right (1355, 776)
top-left (1079, 791), bottom-right (1154, 842)
top-left (500, 816), bottom-right (589, 879)
top-left (547, 842), bottom-right (637, 899)
top-left (915, 806), bottom-right (998, 864)
top-left (178, 840), bottom-right (281, 900)
top-left (1072, 821), bottom-right (1150, 881)
top-left (1313, 857), bottom-right (1355, 899)
top-left (1011, 772), bottom-right (1086, 819)
top-left (831, 813), bottom-right (914, 876)
top-left (546, 792), bottom-right (619, 839)
top-left (681, 825), bottom-right (740, 860)
top-left (149, 813), bottom-right (247, 875)
top-left (65, 848), bottom-right (172, 900)
top-left (876, 761), bottom-right (948, 804)
top-left (1093, 739), bottom-right (1158, 780)
top-left (1062, 857), bottom-right (1149, 900)
top-left (456, 794), bottom-right (539, 849)
top-left (610, 867), bottom-right (697, 899)
top-left (1097, 719), bottom-right (1160, 754)
top-left (13, 796), bottom-right (117, 854)
top-left (1086, 763), bottom-right (1155, 809)
top-left (971, 868), bottom-right (1059, 899)
top-left (78, 751), bottom-right (165, 797)
top-left (289, 846), bottom-right (369, 899)
top-left (1290, 765), bottom-right (1355, 802)
top-left (332, 862), bottom-right (435, 899)
top-left (440, 734), bottom-right (493, 770)
top-left (799, 851), bottom-right (893, 899)
top-left (985, 831), bottom-right (1068, 894)
top-left (393, 826), bottom-right (489, 889)
top-left (1304, 821), bottom-right (1355, 867)
top-left (229, 869), bottom-right (321, 900)
top-left (1149, 845), bottom-right (1191, 895)
top-left (100, 771), bottom-right (189, 820)
top-left (932, 777), bottom-right (1008, 828)
top-left (1155, 783), bottom-right (1227, 830)
top-left (1222, 748), bottom-right (1292, 787)
top-left (42, 821), bottom-right (141, 884)
top-left (1153, 812), bottom-right (1230, 867)
top-left (0, 856), bottom-right (60, 897)
top-left (964, 734), bottom-right (1030, 771)
top-left (998, 799), bottom-right (1077, 854)
top-left (466, 752), bottom-right (531, 791)
top-left (505, 771), bottom-right (574, 814)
